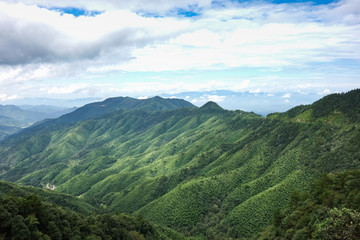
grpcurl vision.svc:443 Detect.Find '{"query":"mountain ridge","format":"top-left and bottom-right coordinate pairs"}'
top-left (268, 88), bottom-right (360, 124)
top-left (0, 89), bottom-right (359, 239)
top-left (2, 96), bottom-right (195, 143)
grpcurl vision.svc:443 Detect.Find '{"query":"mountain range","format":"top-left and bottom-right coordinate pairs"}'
top-left (0, 105), bottom-right (75, 140)
top-left (2, 90), bottom-right (327, 116)
top-left (0, 89), bottom-right (359, 239)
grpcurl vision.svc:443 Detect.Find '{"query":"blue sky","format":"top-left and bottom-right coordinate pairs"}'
top-left (0, 0), bottom-right (359, 111)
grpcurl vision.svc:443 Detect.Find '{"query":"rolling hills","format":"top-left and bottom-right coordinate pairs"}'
top-left (0, 90), bottom-right (359, 239)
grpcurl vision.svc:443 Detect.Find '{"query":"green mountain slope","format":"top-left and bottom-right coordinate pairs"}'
top-left (0, 180), bottom-right (97, 215)
top-left (0, 90), bottom-right (360, 239)
top-left (0, 181), bottom-right (185, 239)
top-left (9, 96), bottom-right (195, 142)
top-left (256, 169), bottom-right (360, 240)
top-left (44, 96), bottom-right (195, 124)
top-left (268, 88), bottom-right (360, 124)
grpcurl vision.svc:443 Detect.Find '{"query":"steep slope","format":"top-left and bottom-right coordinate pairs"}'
top-left (0, 90), bottom-right (359, 239)
top-left (257, 169), bottom-right (360, 240)
top-left (268, 88), bottom-right (360, 124)
top-left (0, 181), bottom-right (185, 240)
top-left (0, 180), bottom-right (97, 215)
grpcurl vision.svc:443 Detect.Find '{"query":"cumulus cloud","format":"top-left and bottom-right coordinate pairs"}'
top-left (0, 2), bottom-right (191, 66)
top-left (0, 0), bottom-right (359, 99)
top-left (0, 64), bottom-right (55, 86)
top-left (191, 94), bottom-right (226, 105)
top-left (317, 89), bottom-right (332, 95)
top-left (282, 93), bottom-right (291, 98)
top-left (0, 94), bottom-right (22, 101)
top-left (138, 96), bottom-right (149, 99)
top-left (119, 1), bottom-right (360, 72)
top-left (207, 95), bottom-right (226, 102)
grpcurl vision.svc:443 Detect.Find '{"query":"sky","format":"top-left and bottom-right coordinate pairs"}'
top-left (0, 0), bottom-right (359, 110)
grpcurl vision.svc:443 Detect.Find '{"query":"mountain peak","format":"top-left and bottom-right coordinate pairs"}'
top-left (200, 101), bottom-right (223, 111)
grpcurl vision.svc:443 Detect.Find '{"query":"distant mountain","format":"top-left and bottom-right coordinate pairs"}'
top-left (0, 104), bottom-right (75, 140)
top-left (0, 90), bottom-right (359, 239)
top-left (0, 105), bottom-right (44, 127)
top-left (0, 125), bottom-right (20, 140)
top-left (56, 96), bottom-right (195, 123)
top-left (1, 97), bottom-right (102, 108)
top-left (18, 105), bottom-right (77, 116)
top-left (11, 96), bottom-right (195, 139)
top-left (2, 91), bottom-right (327, 116)
top-left (161, 90), bottom-right (326, 115)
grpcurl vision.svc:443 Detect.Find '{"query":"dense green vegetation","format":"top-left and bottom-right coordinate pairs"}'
top-left (268, 88), bottom-right (360, 124)
top-left (0, 186), bottom-right (184, 239)
top-left (0, 90), bottom-right (359, 239)
top-left (0, 181), bottom-right (97, 215)
top-left (256, 169), bottom-right (360, 240)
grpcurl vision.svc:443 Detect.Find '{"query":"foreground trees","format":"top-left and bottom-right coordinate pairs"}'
top-left (0, 193), bottom-right (181, 240)
top-left (257, 169), bottom-right (360, 240)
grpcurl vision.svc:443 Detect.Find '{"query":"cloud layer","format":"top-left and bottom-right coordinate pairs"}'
top-left (0, 0), bottom-right (359, 102)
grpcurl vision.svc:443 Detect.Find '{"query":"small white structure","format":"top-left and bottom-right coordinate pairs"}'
top-left (46, 183), bottom-right (56, 190)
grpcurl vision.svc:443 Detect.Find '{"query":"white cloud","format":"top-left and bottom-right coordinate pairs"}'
top-left (119, 3), bottom-right (360, 71)
top-left (207, 95), bottom-right (226, 102)
top-left (190, 94), bottom-right (226, 105)
top-left (191, 98), bottom-right (200, 104)
top-left (138, 96), bottom-right (149, 99)
top-left (0, 2), bottom-right (192, 66)
top-left (234, 80), bottom-right (250, 91)
top-left (42, 83), bottom-right (90, 95)
top-left (0, 94), bottom-right (22, 101)
top-left (282, 93), bottom-right (291, 98)
top-left (0, 0), bottom-right (359, 99)
top-left (0, 64), bottom-right (56, 86)
top-left (117, 80), bottom-right (229, 96)
top-left (317, 89), bottom-right (332, 95)
top-left (1, 0), bottom-right (214, 14)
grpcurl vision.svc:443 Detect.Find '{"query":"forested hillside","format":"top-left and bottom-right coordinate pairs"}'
top-left (0, 90), bottom-right (359, 239)
top-left (0, 181), bottom-right (184, 240)
top-left (256, 169), bottom-right (360, 240)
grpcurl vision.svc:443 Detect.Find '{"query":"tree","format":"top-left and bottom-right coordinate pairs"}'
top-left (313, 208), bottom-right (360, 240)
top-left (11, 215), bottom-right (30, 240)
